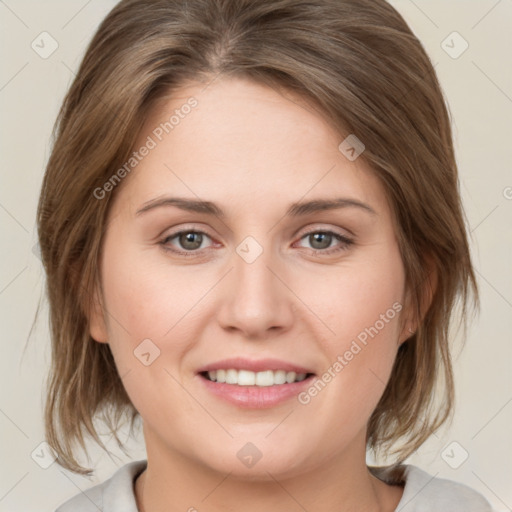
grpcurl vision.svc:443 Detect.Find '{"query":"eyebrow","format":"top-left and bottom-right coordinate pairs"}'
top-left (135, 196), bottom-right (377, 218)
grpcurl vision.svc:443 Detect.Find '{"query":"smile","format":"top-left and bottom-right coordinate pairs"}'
top-left (201, 369), bottom-right (312, 386)
top-left (196, 358), bottom-right (317, 408)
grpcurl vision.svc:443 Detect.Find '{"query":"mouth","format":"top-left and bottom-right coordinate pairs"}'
top-left (196, 358), bottom-right (316, 408)
top-left (199, 369), bottom-right (315, 386)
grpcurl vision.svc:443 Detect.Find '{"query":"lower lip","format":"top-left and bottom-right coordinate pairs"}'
top-left (198, 374), bottom-right (315, 409)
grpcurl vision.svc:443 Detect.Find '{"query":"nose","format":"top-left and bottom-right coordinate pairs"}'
top-left (216, 244), bottom-right (295, 340)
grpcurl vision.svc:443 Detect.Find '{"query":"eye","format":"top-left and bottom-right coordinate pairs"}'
top-left (159, 227), bottom-right (354, 258)
top-left (295, 230), bottom-right (354, 255)
top-left (160, 230), bottom-right (215, 256)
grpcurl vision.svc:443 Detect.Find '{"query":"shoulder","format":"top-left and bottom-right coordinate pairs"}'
top-left (55, 460), bottom-right (147, 512)
top-left (395, 464), bottom-right (494, 512)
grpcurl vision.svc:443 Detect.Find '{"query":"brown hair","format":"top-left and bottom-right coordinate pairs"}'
top-left (37, 0), bottom-right (478, 475)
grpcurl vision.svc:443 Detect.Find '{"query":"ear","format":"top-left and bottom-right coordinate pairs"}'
top-left (87, 279), bottom-right (109, 344)
top-left (398, 254), bottom-right (438, 345)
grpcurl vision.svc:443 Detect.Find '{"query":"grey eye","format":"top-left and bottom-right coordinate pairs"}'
top-left (307, 232), bottom-right (333, 250)
top-left (178, 232), bottom-right (204, 250)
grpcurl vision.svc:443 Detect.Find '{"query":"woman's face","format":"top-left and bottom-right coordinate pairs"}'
top-left (90, 76), bottom-right (411, 478)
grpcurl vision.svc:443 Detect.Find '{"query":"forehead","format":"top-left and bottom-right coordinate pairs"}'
top-left (112, 76), bottom-right (390, 220)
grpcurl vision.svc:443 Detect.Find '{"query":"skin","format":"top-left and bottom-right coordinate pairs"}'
top-left (89, 76), bottom-right (422, 511)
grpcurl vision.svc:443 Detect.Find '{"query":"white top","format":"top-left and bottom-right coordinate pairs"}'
top-left (55, 460), bottom-right (493, 511)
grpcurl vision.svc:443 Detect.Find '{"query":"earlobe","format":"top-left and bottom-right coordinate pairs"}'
top-left (88, 283), bottom-right (109, 343)
top-left (398, 326), bottom-right (415, 346)
top-left (398, 256), bottom-right (438, 345)
top-left (398, 316), bottom-right (415, 346)
top-left (397, 283), bottom-right (417, 345)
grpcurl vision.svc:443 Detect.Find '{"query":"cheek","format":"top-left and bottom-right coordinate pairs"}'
top-left (295, 248), bottom-right (405, 420)
top-left (102, 244), bottom-right (209, 334)
top-left (98, 248), bottom-right (212, 419)
top-left (298, 245), bottom-right (405, 352)
top-left (98, 237), bottom-right (217, 379)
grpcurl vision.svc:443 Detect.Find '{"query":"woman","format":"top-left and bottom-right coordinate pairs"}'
top-left (37, 0), bottom-right (493, 510)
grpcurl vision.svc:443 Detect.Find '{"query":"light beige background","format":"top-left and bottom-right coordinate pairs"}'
top-left (1, 1), bottom-right (511, 511)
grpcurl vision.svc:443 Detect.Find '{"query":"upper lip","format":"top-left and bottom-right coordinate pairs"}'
top-left (197, 357), bottom-right (315, 375)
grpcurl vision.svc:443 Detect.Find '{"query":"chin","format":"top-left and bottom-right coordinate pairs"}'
top-left (195, 437), bottom-right (314, 481)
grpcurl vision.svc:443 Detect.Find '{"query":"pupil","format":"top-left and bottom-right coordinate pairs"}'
top-left (311, 233), bottom-right (331, 249)
top-left (181, 232), bottom-right (202, 250)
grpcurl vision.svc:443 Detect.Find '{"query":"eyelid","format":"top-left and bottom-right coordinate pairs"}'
top-left (158, 223), bottom-right (216, 242)
top-left (296, 223), bottom-right (353, 238)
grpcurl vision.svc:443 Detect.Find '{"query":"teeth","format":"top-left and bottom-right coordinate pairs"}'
top-left (225, 369), bottom-right (238, 384)
top-left (206, 369), bottom-right (309, 386)
top-left (273, 370), bottom-right (287, 385)
top-left (239, 370), bottom-right (256, 386)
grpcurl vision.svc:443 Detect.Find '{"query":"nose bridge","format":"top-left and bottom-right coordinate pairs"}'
top-left (216, 235), bottom-right (294, 337)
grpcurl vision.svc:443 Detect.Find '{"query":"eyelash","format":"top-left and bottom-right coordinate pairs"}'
top-left (159, 227), bottom-right (354, 258)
